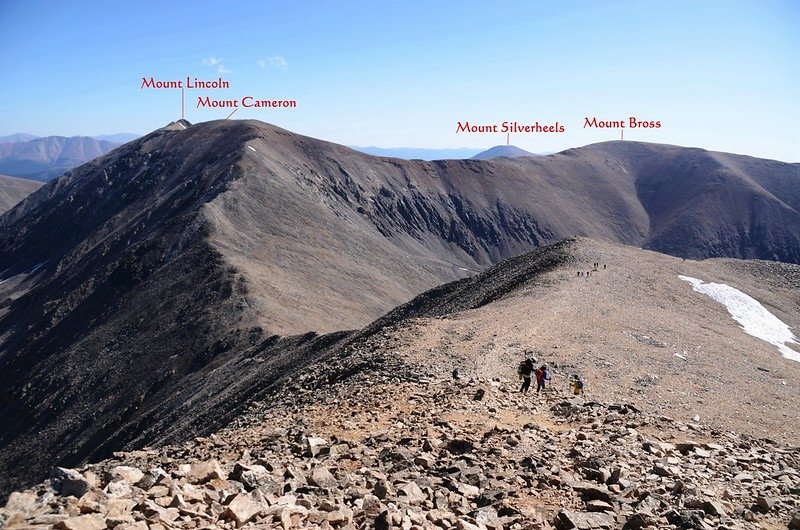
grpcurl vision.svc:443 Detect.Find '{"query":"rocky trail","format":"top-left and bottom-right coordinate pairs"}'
top-left (2, 327), bottom-right (799, 530)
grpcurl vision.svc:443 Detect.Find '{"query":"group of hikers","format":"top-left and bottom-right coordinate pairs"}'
top-left (577, 262), bottom-right (606, 277)
top-left (517, 356), bottom-right (585, 396)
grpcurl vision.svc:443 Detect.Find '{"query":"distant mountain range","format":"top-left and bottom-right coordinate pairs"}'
top-left (0, 136), bottom-right (123, 181)
top-left (351, 146), bottom-right (484, 160)
top-left (471, 145), bottom-right (536, 159)
top-left (0, 133), bottom-right (140, 145)
top-left (0, 134), bottom-right (40, 144)
top-left (92, 133), bottom-right (140, 143)
top-left (352, 145), bottom-right (542, 160)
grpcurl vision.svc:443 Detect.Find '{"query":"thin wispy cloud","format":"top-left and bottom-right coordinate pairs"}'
top-left (258, 56), bottom-right (288, 69)
top-left (202, 57), bottom-right (231, 74)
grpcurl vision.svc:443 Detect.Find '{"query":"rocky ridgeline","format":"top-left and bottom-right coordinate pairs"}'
top-left (2, 330), bottom-right (799, 530)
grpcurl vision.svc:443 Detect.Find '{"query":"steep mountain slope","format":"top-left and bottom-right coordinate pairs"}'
top-left (0, 175), bottom-right (42, 213)
top-left (0, 136), bottom-right (120, 181)
top-left (0, 119), bottom-right (799, 500)
top-left (471, 145), bottom-right (536, 159)
top-left (587, 142), bottom-right (800, 261)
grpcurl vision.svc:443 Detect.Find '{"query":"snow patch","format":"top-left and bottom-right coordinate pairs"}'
top-left (247, 146), bottom-right (256, 152)
top-left (679, 275), bottom-right (800, 362)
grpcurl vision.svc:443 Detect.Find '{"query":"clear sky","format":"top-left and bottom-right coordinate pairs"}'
top-left (0, 0), bottom-right (798, 161)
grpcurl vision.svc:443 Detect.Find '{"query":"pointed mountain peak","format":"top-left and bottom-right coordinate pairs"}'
top-left (161, 119), bottom-right (192, 131)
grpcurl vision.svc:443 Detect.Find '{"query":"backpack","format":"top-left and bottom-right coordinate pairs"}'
top-left (517, 362), bottom-right (526, 375)
top-left (576, 378), bottom-right (584, 390)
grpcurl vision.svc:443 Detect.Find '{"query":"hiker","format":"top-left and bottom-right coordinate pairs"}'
top-left (603, 264), bottom-right (606, 270)
top-left (518, 358), bottom-right (534, 393)
top-left (535, 365), bottom-right (550, 392)
top-left (570, 374), bottom-right (585, 396)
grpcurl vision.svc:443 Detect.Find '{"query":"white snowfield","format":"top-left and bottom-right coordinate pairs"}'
top-left (679, 275), bottom-right (800, 363)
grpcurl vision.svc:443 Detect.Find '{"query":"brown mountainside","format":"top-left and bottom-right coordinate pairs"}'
top-left (0, 175), bottom-right (42, 214)
top-left (0, 119), bottom-right (798, 499)
top-left (3, 238), bottom-right (799, 529)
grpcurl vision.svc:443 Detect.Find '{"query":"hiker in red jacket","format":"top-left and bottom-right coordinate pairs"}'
top-left (535, 365), bottom-right (550, 392)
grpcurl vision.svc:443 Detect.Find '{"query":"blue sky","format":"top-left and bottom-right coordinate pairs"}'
top-left (0, 0), bottom-right (797, 161)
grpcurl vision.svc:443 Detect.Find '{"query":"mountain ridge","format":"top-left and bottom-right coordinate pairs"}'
top-left (0, 118), bottom-right (798, 501)
top-left (2, 236), bottom-right (799, 528)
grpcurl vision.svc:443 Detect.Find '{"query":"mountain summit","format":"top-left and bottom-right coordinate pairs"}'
top-left (471, 145), bottom-right (536, 159)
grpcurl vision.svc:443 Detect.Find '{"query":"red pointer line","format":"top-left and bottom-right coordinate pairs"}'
top-left (506, 132), bottom-right (509, 145)
top-left (226, 108), bottom-right (239, 120)
top-left (181, 88), bottom-right (185, 119)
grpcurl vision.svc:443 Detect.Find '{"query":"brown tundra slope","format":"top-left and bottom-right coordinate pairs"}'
top-left (0, 175), bottom-right (42, 214)
top-left (0, 119), bottom-right (797, 499)
top-left (362, 237), bottom-right (800, 444)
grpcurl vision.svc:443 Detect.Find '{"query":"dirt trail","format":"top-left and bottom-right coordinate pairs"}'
top-left (390, 239), bottom-right (800, 444)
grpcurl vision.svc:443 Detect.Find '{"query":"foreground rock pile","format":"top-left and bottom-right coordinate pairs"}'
top-left (2, 332), bottom-right (799, 530)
